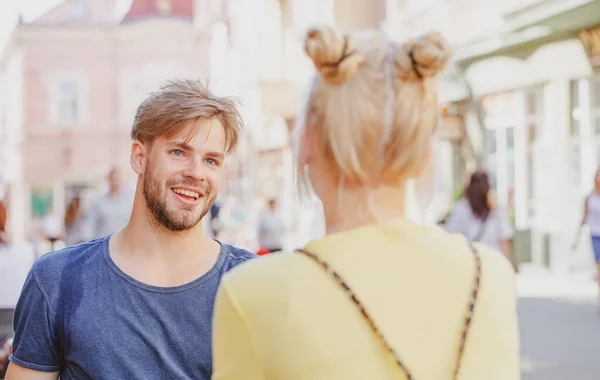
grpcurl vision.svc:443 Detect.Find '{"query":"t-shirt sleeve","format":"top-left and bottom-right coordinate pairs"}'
top-left (212, 276), bottom-right (263, 380)
top-left (9, 266), bottom-right (61, 372)
top-left (444, 199), bottom-right (467, 235)
top-left (496, 206), bottom-right (514, 240)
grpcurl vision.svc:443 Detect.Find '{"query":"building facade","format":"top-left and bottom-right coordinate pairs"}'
top-left (0, 0), bottom-right (251, 243)
top-left (386, 0), bottom-right (600, 272)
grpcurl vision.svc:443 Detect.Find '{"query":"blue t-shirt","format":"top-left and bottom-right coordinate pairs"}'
top-left (9, 235), bottom-right (255, 379)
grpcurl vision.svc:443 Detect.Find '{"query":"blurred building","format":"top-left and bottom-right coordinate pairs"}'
top-left (213, 0), bottom-right (393, 246)
top-left (0, 0), bottom-right (257, 243)
top-left (214, 0), bottom-right (470, 242)
top-left (387, 0), bottom-right (600, 273)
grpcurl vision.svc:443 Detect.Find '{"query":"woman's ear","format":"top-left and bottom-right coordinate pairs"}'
top-left (411, 139), bottom-right (436, 208)
top-left (299, 125), bottom-right (314, 166)
top-left (130, 140), bottom-right (147, 175)
top-left (409, 139), bottom-right (433, 179)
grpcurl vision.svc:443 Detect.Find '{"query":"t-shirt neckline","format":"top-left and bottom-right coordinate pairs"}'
top-left (101, 234), bottom-right (226, 294)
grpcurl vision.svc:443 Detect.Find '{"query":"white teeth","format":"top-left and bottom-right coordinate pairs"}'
top-left (173, 188), bottom-right (200, 199)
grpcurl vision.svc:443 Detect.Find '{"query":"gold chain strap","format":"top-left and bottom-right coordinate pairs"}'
top-left (296, 243), bottom-right (482, 380)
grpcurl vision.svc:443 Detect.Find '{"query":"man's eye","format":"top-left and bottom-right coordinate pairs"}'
top-left (206, 158), bottom-right (217, 165)
top-left (171, 150), bottom-right (184, 157)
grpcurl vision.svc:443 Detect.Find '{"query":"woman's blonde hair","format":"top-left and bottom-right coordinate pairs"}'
top-left (297, 26), bottom-right (451, 191)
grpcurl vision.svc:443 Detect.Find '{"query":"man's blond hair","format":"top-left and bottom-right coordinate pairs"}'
top-left (131, 79), bottom-right (243, 153)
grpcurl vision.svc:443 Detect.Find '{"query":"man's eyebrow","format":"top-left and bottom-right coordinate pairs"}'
top-left (168, 142), bottom-right (194, 151)
top-left (168, 143), bottom-right (225, 160)
top-left (206, 152), bottom-right (225, 161)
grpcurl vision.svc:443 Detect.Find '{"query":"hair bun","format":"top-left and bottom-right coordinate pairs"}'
top-left (304, 26), bottom-right (365, 85)
top-left (395, 32), bottom-right (451, 81)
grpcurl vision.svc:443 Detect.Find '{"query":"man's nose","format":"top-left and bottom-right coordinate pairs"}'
top-left (182, 156), bottom-right (207, 181)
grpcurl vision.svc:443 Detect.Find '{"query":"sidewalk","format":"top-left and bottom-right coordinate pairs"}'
top-left (0, 243), bottom-right (35, 309)
top-left (516, 264), bottom-right (597, 299)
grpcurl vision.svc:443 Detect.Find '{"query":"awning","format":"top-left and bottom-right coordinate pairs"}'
top-left (454, 0), bottom-right (600, 64)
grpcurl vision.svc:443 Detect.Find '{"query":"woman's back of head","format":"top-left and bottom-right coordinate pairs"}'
top-left (464, 170), bottom-right (491, 220)
top-left (299, 26), bottom-right (451, 189)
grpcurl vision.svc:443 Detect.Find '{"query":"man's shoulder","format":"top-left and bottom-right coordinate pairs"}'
top-left (32, 238), bottom-right (107, 287)
top-left (218, 243), bottom-right (257, 272)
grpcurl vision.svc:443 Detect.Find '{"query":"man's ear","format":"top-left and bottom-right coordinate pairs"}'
top-left (130, 140), bottom-right (147, 175)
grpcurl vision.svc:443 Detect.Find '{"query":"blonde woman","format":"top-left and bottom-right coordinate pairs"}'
top-left (212, 27), bottom-right (519, 380)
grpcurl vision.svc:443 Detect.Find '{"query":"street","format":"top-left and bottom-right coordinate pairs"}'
top-left (518, 272), bottom-right (600, 380)
top-left (2, 244), bottom-right (600, 378)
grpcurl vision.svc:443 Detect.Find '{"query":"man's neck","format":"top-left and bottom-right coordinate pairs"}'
top-left (107, 192), bottom-right (220, 287)
top-left (116, 214), bottom-right (211, 262)
top-left (109, 220), bottom-right (219, 287)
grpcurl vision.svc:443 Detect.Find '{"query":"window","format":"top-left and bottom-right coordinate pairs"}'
top-left (156, 0), bottom-right (173, 14)
top-left (571, 79), bottom-right (581, 137)
top-left (56, 82), bottom-right (79, 125)
top-left (523, 86), bottom-right (544, 225)
top-left (68, 3), bottom-right (88, 20)
top-left (402, 0), bottom-right (439, 13)
top-left (570, 76), bottom-right (599, 189)
top-left (524, 86), bottom-right (544, 143)
top-left (572, 141), bottom-right (582, 186)
top-left (259, 0), bottom-right (283, 81)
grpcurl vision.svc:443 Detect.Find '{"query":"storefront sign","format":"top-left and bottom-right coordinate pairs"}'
top-left (580, 26), bottom-right (600, 67)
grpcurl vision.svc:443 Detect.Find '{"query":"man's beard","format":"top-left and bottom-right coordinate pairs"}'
top-left (143, 165), bottom-right (215, 232)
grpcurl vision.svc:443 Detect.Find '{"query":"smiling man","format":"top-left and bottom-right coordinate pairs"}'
top-left (6, 80), bottom-right (255, 380)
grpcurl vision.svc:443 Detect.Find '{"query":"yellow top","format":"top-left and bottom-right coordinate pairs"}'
top-left (212, 218), bottom-right (520, 380)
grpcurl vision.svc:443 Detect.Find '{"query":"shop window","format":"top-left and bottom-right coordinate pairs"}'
top-left (571, 141), bottom-right (582, 186)
top-left (30, 186), bottom-right (53, 218)
top-left (593, 78), bottom-right (600, 108)
top-left (572, 119), bottom-right (581, 137)
top-left (571, 80), bottom-right (581, 137)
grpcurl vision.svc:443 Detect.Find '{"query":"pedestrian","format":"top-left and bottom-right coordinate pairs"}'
top-left (28, 212), bottom-right (44, 259)
top-left (212, 27), bottom-right (519, 379)
top-left (445, 170), bottom-right (515, 266)
top-left (63, 197), bottom-right (83, 246)
top-left (81, 166), bottom-right (134, 241)
top-left (0, 338), bottom-right (12, 379)
top-left (0, 201), bottom-right (7, 248)
top-left (209, 196), bottom-right (223, 238)
top-left (257, 198), bottom-right (285, 254)
top-left (573, 168), bottom-right (600, 300)
top-left (6, 79), bottom-right (255, 379)
top-left (40, 207), bottom-right (63, 252)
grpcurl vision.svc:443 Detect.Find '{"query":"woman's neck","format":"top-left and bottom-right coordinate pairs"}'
top-left (321, 186), bottom-right (406, 235)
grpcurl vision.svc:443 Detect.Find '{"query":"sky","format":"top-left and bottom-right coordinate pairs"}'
top-left (0, 0), bottom-right (132, 52)
top-left (0, 0), bottom-right (64, 50)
